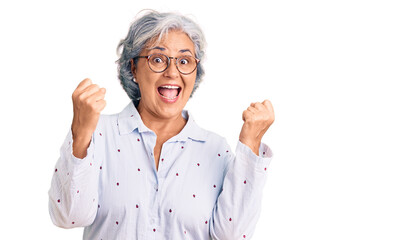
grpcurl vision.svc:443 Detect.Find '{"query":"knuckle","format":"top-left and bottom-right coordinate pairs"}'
top-left (78, 93), bottom-right (87, 102)
top-left (91, 104), bottom-right (99, 112)
top-left (85, 98), bottom-right (93, 106)
top-left (83, 78), bottom-right (92, 84)
top-left (255, 102), bottom-right (263, 109)
top-left (92, 84), bottom-right (100, 90)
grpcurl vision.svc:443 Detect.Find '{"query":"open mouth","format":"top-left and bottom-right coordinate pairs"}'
top-left (157, 85), bottom-right (182, 100)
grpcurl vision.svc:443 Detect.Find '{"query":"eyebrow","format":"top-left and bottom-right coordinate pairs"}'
top-left (148, 46), bottom-right (166, 51)
top-left (179, 49), bottom-right (193, 54)
top-left (148, 46), bottom-right (193, 55)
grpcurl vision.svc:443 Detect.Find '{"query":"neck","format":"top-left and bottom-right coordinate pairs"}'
top-left (137, 104), bottom-right (187, 137)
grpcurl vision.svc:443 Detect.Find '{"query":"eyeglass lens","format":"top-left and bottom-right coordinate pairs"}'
top-left (148, 53), bottom-right (197, 74)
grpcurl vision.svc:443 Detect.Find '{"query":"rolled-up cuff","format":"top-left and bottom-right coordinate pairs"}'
top-left (64, 129), bottom-right (95, 165)
top-left (236, 140), bottom-right (273, 173)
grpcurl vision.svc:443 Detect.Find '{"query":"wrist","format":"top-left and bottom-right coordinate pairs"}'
top-left (239, 137), bottom-right (261, 156)
top-left (71, 125), bottom-right (93, 159)
top-left (71, 124), bottom-right (93, 141)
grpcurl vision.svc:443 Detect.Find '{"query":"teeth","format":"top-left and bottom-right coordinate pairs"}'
top-left (158, 85), bottom-right (181, 100)
top-left (162, 95), bottom-right (177, 100)
top-left (160, 85), bottom-right (180, 89)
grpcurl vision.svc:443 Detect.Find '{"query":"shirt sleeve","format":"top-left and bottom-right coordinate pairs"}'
top-left (48, 129), bottom-right (100, 229)
top-left (210, 140), bottom-right (273, 240)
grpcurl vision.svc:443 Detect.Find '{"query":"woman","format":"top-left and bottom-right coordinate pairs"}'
top-left (49, 10), bottom-right (275, 239)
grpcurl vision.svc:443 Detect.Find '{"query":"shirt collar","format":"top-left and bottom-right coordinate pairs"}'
top-left (117, 102), bottom-right (207, 142)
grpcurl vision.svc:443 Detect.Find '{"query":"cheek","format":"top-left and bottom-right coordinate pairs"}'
top-left (186, 74), bottom-right (197, 89)
top-left (136, 70), bottom-right (157, 91)
top-left (184, 79), bottom-right (196, 95)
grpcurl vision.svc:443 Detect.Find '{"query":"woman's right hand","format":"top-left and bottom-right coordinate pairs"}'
top-left (71, 78), bottom-right (106, 159)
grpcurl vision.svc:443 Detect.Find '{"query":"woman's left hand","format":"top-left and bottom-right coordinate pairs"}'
top-left (239, 100), bottom-right (275, 155)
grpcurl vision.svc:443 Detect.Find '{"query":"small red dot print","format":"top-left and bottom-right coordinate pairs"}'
top-left (153, 228), bottom-right (156, 232)
top-left (100, 166), bottom-right (102, 170)
top-left (176, 173), bottom-right (179, 176)
top-left (116, 221), bottom-right (119, 225)
top-left (77, 190), bottom-right (79, 193)
top-left (116, 182), bottom-right (119, 186)
top-left (90, 163), bottom-right (92, 166)
top-left (72, 222), bottom-right (75, 224)
top-left (136, 204), bottom-right (139, 208)
top-left (197, 163), bottom-right (200, 166)
top-left (131, 115), bottom-right (134, 117)
top-left (244, 180), bottom-right (247, 184)
top-left (226, 150), bottom-right (229, 153)
top-left (243, 235), bottom-right (246, 238)
top-left (138, 168), bottom-right (140, 171)
top-left (264, 168), bottom-right (267, 171)
top-left (218, 153), bottom-right (221, 157)
top-left (99, 133), bottom-right (102, 136)
top-left (193, 194), bottom-right (196, 198)
top-left (229, 218), bottom-right (232, 221)
top-left (184, 231), bottom-right (187, 234)
top-left (118, 149), bottom-right (121, 152)
top-left (169, 209), bottom-right (172, 213)
top-left (263, 152), bottom-right (266, 155)
top-left (57, 199), bottom-right (60, 203)
top-left (55, 168), bottom-right (58, 172)
top-left (181, 146), bottom-right (184, 149)
top-left (205, 220), bottom-right (208, 224)
top-left (213, 185), bottom-right (216, 188)
top-left (161, 158), bottom-right (164, 162)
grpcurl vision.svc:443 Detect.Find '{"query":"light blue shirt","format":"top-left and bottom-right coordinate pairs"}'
top-left (49, 102), bottom-right (273, 240)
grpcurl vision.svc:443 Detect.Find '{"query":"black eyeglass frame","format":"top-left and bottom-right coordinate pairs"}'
top-left (134, 53), bottom-right (200, 75)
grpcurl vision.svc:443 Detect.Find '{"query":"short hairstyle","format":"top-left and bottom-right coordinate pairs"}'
top-left (116, 10), bottom-right (206, 105)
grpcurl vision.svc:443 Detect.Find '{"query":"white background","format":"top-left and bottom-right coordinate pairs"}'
top-left (0, 0), bottom-right (408, 239)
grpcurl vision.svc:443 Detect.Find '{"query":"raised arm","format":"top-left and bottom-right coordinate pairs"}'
top-left (48, 79), bottom-right (106, 228)
top-left (210, 100), bottom-right (275, 239)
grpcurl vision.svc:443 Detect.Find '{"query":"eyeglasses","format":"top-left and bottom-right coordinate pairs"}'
top-left (134, 53), bottom-right (200, 75)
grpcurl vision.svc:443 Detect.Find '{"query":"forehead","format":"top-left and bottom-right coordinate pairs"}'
top-left (145, 30), bottom-right (195, 54)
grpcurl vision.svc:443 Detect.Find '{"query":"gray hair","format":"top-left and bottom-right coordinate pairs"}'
top-left (116, 10), bottom-right (206, 105)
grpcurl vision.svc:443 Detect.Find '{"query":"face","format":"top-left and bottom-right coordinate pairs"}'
top-left (132, 30), bottom-right (197, 120)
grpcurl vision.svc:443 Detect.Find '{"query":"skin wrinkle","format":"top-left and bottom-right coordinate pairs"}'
top-left (116, 11), bottom-right (206, 104)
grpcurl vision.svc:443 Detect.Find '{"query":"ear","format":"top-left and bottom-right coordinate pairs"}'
top-left (130, 59), bottom-right (137, 82)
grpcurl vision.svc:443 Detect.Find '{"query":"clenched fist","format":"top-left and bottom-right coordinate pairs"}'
top-left (71, 78), bottom-right (106, 158)
top-left (239, 100), bottom-right (275, 156)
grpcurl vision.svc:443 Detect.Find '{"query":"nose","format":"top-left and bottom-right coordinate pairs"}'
top-left (163, 58), bottom-right (179, 79)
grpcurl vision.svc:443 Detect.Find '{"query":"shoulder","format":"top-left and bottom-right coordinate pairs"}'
top-left (190, 121), bottom-right (232, 155)
top-left (94, 102), bottom-right (137, 135)
top-left (96, 113), bottom-right (119, 129)
top-left (93, 112), bottom-right (122, 139)
top-left (186, 114), bottom-right (227, 146)
top-left (204, 128), bottom-right (229, 147)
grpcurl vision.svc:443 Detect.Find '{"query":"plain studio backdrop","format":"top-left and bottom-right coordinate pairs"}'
top-left (0, 0), bottom-right (408, 239)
